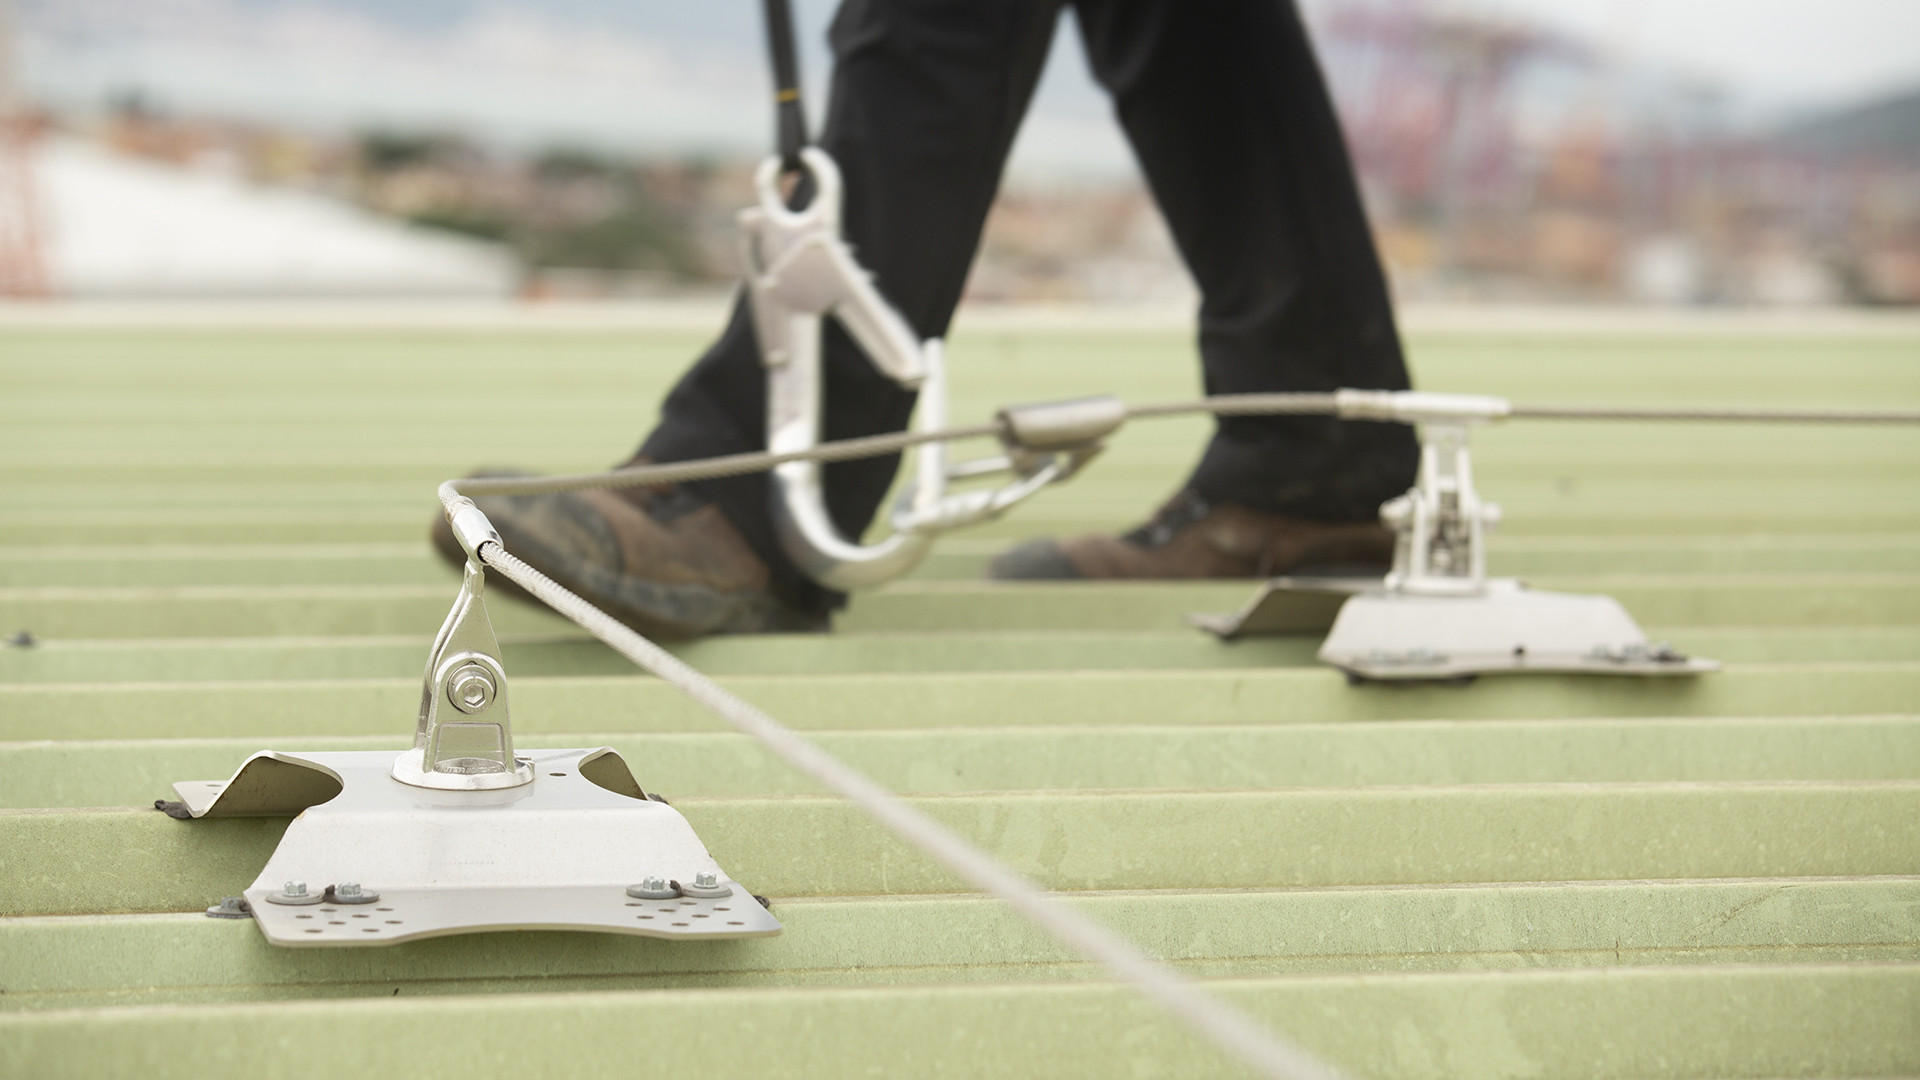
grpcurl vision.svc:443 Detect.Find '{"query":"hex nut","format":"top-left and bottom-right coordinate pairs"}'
top-left (264, 880), bottom-right (326, 906)
top-left (627, 876), bottom-right (679, 900)
top-left (679, 872), bottom-right (732, 899)
top-left (329, 881), bottom-right (381, 905)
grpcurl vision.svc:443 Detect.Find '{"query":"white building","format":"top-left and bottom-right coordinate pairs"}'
top-left (34, 137), bottom-right (516, 297)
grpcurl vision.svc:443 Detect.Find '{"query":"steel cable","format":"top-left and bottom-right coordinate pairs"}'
top-left (1507, 405), bottom-right (1920, 423)
top-left (451, 393), bottom-right (1920, 499)
top-left (452, 421), bottom-right (1006, 497)
top-left (475, 538), bottom-right (1346, 1080)
top-left (438, 387), bottom-right (1917, 1078)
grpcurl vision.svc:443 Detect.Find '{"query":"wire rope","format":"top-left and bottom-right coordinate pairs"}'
top-left (474, 539), bottom-right (1345, 1080)
top-left (437, 387), bottom-right (1917, 1078)
top-left (451, 393), bottom-right (1920, 498)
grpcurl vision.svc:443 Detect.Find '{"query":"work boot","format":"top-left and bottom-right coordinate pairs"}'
top-left (430, 471), bottom-right (826, 638)
top-left (988, 489), bottom-right (1394, 581)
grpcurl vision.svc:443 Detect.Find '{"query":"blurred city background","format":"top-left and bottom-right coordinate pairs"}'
top-left (2, 0), bottom-right (1917, 305)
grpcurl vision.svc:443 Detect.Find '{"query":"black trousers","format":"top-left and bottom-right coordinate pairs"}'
top-left (640, 0), bottom-right (1417, 613)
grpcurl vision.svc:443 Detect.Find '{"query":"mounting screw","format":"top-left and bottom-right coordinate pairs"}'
top-left (1648, 642), bottom-right (1687, 663)
top-left (627, 876), bottom-right (679, 900)
top-left (265, 879), bottom-right (325, 906)
top-left (447, 663), bottom-right (496, 714)
top-left (205, 895), bottom-right (252, 919)
top-left (329, 881), bottom-right (381, 904)
top-left (680, 871), bottom-right (732, 899)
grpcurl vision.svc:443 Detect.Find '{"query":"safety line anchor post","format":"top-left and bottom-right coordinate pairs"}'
top-left (1195, 390), bottom-right (1719, 680)
top-left (164, 534), bottom-right (781, 948)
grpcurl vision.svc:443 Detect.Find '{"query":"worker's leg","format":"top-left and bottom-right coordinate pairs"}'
top-left (1073, 0), bottom-right (1417, 520)
top-left (637, 0), bottom-right (1064, 613)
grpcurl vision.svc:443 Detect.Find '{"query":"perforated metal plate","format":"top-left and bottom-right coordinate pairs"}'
top-left (174, 748), bottom-right (781, 947)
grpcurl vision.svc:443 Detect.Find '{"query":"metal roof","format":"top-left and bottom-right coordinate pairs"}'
top-left (2, 313), bottom-right (1917, 1076)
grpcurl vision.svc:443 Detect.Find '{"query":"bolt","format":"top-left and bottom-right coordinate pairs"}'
top-left (264, 879), bottom-right (326, 906)
top-left (627, 875), bottom-right (679, 899)
top-left (447, 664), bottom-right (496, 714)
top-left (328, 881), bottom-right (380, 904)
top-left (674, 869), bottom-right (731, 898)
top-left (205, 895), bottom-right (252, 919)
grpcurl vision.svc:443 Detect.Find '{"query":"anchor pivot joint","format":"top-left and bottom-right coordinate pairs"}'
top-left (395, 559), bottom-right (532, 790)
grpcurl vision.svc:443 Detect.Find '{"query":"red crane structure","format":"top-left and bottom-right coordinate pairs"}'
top-left (1310, 0), bottom-right (1594, 283)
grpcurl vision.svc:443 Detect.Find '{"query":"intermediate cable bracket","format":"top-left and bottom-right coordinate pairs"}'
top-left (1199, 390), bottom-right (1718, 680)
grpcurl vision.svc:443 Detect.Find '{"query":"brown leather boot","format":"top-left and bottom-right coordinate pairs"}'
top-left (430, 471), bottom-right (826, 638)
top-left (987, 489), bottom-right (1394, 581)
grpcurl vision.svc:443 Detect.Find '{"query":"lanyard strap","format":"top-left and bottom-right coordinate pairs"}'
top-left (761, 0), bottom-right (809, 172)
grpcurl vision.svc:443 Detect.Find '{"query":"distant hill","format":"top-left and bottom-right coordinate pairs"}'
top-left (1777, 85), bottom-right (1920, 159)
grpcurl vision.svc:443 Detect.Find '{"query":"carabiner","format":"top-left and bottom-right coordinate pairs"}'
top-left (741, 147), bottom-right (1116, 590)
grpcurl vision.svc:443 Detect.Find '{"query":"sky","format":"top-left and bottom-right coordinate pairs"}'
top-left (1461, 0), bottom-right (1920, 107)
top-left (18, 0), bottom-right (1920, 179)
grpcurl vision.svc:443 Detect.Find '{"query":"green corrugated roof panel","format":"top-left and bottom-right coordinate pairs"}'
top-left (3, 317), bottom-right (1918, 1078)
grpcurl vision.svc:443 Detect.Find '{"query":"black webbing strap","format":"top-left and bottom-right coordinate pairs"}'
top-left (761, 0), bottom-right (810, 172)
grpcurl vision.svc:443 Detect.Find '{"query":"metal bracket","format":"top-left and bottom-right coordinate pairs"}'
top-left (168, 535), bottom-right (781, 946)
top-left (1194, 390), bottom-right (1718, 680)
top-left (1335, 390), bottom-right (1510, 596)
top-left (743, 148), bottom-right (1111, 590)
top-left (172, 748), bottom-right (780, 946)
top-left (1317, 579), bottom-right (1717, 679)
top-left (399, 559), bottom-right (531, 790)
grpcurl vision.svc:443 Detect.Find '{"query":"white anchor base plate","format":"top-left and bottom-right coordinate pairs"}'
top-left (1317, 579), bottom-right (1719, 680)
top-left (175, 748), bottom-right (781, 947)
